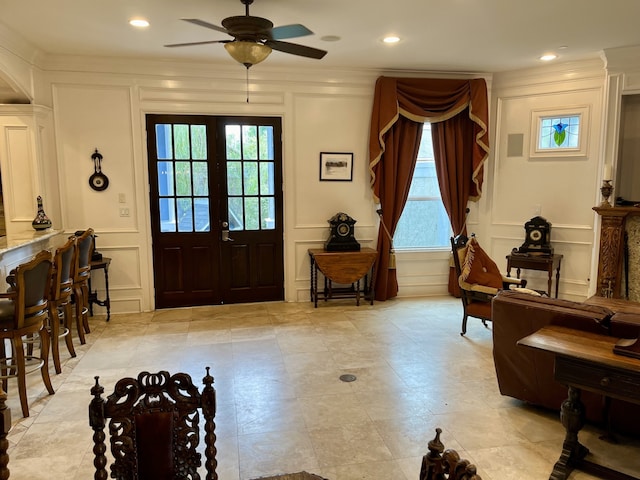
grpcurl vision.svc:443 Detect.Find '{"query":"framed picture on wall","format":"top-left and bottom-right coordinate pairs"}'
top-left (319, 152), bottom-right (353, 181)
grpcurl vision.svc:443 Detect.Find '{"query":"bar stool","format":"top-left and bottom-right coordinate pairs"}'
top-left (48, 236), bottom-right (77, 373)
top-left (0, 250), bottom-right (55, 417)
top-left (71, 229), bottom-right (94, 345)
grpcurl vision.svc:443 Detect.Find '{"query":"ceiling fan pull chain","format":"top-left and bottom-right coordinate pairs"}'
top-left (246, 67), bottom-right (250, 103)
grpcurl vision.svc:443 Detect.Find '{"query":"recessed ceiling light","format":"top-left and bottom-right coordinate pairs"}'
top-left (383, 36), bottom-right (401, 44)
top-left (540, 53), bottom-right (557, 61)
top-left (320, 35), bottom-right (341, 42)
top-left (130, 19), bottom-right (150, 28)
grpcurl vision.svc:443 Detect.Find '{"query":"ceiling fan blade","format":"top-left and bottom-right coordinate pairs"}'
top-left (270, 24), bottom-right (313, 40)
top-left (164, 40), bottom-right (227, 48)
top-left (266, 40), bottom-right (327, 59)
top-left (181, 18), bottom-right (229, 35)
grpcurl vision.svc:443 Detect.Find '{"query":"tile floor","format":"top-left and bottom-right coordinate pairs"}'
top-left (4, 296), bottom-right (640, 479)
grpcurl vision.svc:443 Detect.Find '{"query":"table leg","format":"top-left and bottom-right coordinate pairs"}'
top-left (356, 279), bottom-right (360, 306)
top-left (548, 267), bottom-right (553, 298)
top-left (309, 255), bottom-right (314, 302)
top-left (313, 264), bottom-right (319, 308)
top-left (103, 265), bottom-right (111, 321)
top-left (555, 262), bottom-right (562, 298)
top-left (550, 386), bottom-right (588, 480)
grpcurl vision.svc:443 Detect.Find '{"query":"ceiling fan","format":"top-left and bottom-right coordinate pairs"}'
top-left (164, 0), bottom-right (328, 68)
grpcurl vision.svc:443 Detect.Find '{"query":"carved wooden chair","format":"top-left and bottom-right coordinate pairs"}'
top-left (71, 228), bottom-right (94, 344)
top-left (90, 368), bottom-right (218, 480)
top-left (420, 428), bottom-right (482, 480)
top-left (48, 235), bottom-right (77, 373)
top-left (451, 234), bottom-right (527, 336)
top-left (0, 386), bottom-right (11, 480)
top-left (0, 250), bottom-right (55, 417)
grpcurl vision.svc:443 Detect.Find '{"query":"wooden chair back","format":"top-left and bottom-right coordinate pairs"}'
top-left (90, 368), bottom-right (218, 480)
top-left (51, 236), bottom-right (76, 302)
top-left (420, 428), bottom-right (482, 480)
top-left (73, 228), bottom-right (94, 283)
top-left (8, 250), bottom-right (52, 330)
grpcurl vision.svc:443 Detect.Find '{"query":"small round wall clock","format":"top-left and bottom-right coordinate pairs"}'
top-left (89, 149), bottom-right (109, 191)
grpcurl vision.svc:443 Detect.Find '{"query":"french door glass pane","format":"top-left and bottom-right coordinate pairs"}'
top-left (226, 125), bottom-right (241, 159)
top-left (261, 197), bottom-right (275, 230)
top-left (157, 161), bottom-right (174, 196)
top-left (156, 125), bottom-right (173, 160)
top-left (243, 162), bottom-right (259, 195)
top-left (229, 198), bottom-right (244, 231)
top-left (227, 162), bottom-right (242, 195)
top-left (244, 198), bottom-right (259, 230)
top-left (193, 162), bottom-right (209, 196)
top-left (177, 198), bottom-right (193, 232)
top-left (260, 162), bottom-right (274, 195)
top-left (159, 198), bottom-right (176, 233)
top-left (259, 126), bottom-right (274, 160)
top-left (175, 162), bottom-right (192, 196)
top-left (194, 198), bottom-right (210, 232)
top-left (191, 125), bottom-right (207, 159)
top-left (174, 125), bottom-right (190, 159)
top-left (242, 126), bottom-right (258, 160)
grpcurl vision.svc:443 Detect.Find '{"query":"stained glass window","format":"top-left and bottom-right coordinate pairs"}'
top-left (538, 115), bottom-right (580, 150)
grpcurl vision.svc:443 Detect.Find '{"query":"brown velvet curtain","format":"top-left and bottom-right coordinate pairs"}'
top-left (369, 77), bottom-right (489, 301)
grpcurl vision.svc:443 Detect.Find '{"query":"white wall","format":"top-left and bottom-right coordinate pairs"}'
top-left (2, 29), bottom-right (635, 312)
top-left (486, 59), bottom-right (607, 300)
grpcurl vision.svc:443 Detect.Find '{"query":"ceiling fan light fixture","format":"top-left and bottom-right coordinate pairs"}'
top-left (225, 41), bottom-right (272, 68)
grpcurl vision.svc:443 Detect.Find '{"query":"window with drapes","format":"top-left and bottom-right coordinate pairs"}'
top-left (393, 123), bottom-right (450, 249)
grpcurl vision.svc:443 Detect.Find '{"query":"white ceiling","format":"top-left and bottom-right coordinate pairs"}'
top-left (1, 0), bottom-right (640, 74)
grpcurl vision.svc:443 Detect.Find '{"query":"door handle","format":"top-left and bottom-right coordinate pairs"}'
top-left (221, 221), bottom-right (234, 242)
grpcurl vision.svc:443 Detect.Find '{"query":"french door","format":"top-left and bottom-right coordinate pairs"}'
top-left (146, 114), bottom-right (284, 308)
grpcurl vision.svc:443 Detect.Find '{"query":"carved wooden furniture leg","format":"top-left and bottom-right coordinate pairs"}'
top-left (550, 386), bottom-right (588, 480)
top-left (0, 387), bottom-right (11, 480)
top-left (89, 376), bottom-right (108, 480)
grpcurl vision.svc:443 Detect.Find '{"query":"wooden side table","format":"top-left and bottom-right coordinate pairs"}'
top-left (518, 325), bottom-right (640, 480)
top-left (89, 257), bottom-right (111, 321)
top-left (308, 248), bottom-right (377, 307)
top-left (506, 253), bottom-right (563, 298)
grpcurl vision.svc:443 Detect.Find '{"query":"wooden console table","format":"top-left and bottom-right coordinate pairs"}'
top-left (506, 253), bottom-right (563, 298)
top-left (308, 248), bottom-right (377, 307)
top-left (518, 325), bottom-right (640, 480)
top-left (89, 257), bottom-right (111, 321)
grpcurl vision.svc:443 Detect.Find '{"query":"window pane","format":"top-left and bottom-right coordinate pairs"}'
top-left (157, 161), bottom-right (174, 196)
top-left (159, 198), bottom-right (176, 233)
top-left (155, 125), bottom-right (173, 159)
top-left (408, 162), bottom-right (440, 197)
top-left (173, 124), bottom-right (190, 159)
top-left (259, 162), bottom-right (274, 195)
top-left (394, 122), bottom-right (451, 249)
top-left (191, 125), bottom-right (207, 160)
top-left (227, 162), bottom-right (242, 195)
top-left (175, 161), bottom-right (192, 196)
top-left (226, 125), bottom-right (241, 159)
top-left (417, 124), bottom-right (434, 160)
top-left (243, 162), bottom-right (259, 195)
top-left (259, 126), bottom-right (274, 160)
top-left (177, 198), bottom-right (193, 232)
top-left (228, 198), bottom-right (244, 231)
top-left (242, 125), bottom-right (258, 160)
top-left (192, 162), bottom-right (209, 196)
top-left (394, 200), bottom-right (450, 248)
top-left (244, 197), bottom-right (259, 230)
top-left (539, 115), bottom-right (581, 149)
top-left (194, 198), bottom-right (210, 232)
top-left (261, 197), bottom-right (275, 230)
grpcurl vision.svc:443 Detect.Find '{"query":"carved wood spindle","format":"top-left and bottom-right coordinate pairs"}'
top-left (0, 386), bottom-right (11, 480)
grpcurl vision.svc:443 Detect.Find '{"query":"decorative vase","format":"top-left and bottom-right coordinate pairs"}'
top-left (32, 196), bottom-right (52, 231)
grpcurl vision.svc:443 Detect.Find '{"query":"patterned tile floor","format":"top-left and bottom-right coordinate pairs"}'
top-left (4, 296), bottom-right (640, 479)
